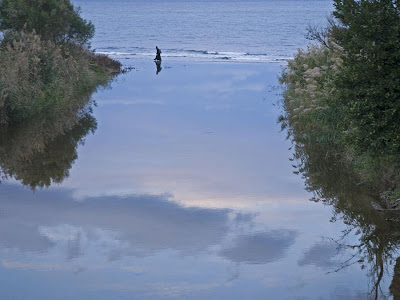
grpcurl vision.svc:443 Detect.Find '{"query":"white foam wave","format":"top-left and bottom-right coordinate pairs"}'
top-left (95, 49), bottom-right (292, 63)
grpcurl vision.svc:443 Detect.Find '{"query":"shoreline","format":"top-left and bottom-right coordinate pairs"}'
top-left (113, 57), bottom-right (288, 75)
top-left (102, 53), bottom-right (291, 65)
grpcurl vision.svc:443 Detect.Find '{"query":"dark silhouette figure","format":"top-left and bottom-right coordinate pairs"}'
top-left (154, 46), bottom-right (162, 61)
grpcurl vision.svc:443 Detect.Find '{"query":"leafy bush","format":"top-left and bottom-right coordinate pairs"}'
top-left (279, 42), bottom-right (348, 156)
top-left (0, 31), bottom-right (120, 125)
top-left (0, 0), bottom-right (94, 46)
top-left (280, 0), bottom-right (400, 194)
top-left (332, 0), bottom-right (400, 155)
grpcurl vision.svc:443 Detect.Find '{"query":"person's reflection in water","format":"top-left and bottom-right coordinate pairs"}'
top-left (155, 60), bottom-right (162, 75)
top-left (154, 46), bottom-right (162, 75)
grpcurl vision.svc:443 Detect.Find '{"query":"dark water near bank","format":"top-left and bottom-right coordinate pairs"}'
top-left (1, 1), bottom-right (398, 299)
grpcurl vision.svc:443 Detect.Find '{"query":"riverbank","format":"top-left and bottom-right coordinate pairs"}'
top-left (0, 31), bottom-right (121, 126)
top-left (280, 44), bottom-right (400, 212)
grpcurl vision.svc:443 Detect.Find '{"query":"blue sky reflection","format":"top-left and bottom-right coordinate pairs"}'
top-left (0, 62), bottom-right (372, 299)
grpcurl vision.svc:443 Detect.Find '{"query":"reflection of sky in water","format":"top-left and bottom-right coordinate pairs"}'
top-left (0, 62), bottom-right (379, 299)
top-left (64, 62), bottom-right (307, 206)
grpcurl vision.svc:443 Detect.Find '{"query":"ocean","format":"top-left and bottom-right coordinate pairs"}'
top-left (74, 0), bottom-right (333, 62)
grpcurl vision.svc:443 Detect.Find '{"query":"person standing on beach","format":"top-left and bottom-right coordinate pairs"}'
top-left (155, 46), bottom-right (162, 61)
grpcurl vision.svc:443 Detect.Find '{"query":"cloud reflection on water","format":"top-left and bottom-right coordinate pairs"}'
top-left (0, 185), bottom-right (231, 257)
top-left (0, 182), bottom-right (302, 272)
top-left (0, 61), bottom-right (371, 299)
top-left (298, 241), bottom-right (340, 269)
top-left (220, 230), bottom-right (298, 264)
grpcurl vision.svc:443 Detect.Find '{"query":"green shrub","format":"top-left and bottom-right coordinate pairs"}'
top-left (332, 0), bottom-right (400, 155)
top-left (280, 44), bottom-right (344, 147)
top-left (0, 0), bottom-right (123, 126)
top-left (280, 0), bottom-right (400, 193)
top-left (0, 31), bottom-right (121, 125)
top-left (0, 0), bottom-right (94, 46)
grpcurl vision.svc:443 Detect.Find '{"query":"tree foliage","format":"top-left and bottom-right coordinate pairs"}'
top-left (280, 0), bottom-right (400, 197)
top-left (283, 0), bottom-right (400, 156)
top-left (0, 0), bottom-right (121, 126)
top-left (0, 0), bottom-right (94, 45)
top-left (0, 31), bottom-right (94, 124)
top-left (332, 0), bottom-right (400, 154)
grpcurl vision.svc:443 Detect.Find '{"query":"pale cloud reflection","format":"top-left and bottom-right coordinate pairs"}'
top-left (0, 183), bottom-right (301, 272)
top-left (66, 232), bottom-right (83, 260)
top-left (95, 281), bottom-right (223, 297)
top-left (298, 241), bottom-right (340, 269)
top-left (151, 68), bottom-right (264, 96)
top-left (0, 220), bottom-right (54, 253)
top-left (97, 97), bottom-right (165, 106)
top-left (2, 260), bottom-right (85, 273)
top-left (220, 230), bottom-right (298, 264)
top-left (0, 184), bottom-right (232, 258)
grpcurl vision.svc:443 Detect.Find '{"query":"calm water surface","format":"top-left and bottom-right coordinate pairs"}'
top-left (0, 1), bottom-right (397, 299)
top-left (0, 61), bottom-right (392, 299)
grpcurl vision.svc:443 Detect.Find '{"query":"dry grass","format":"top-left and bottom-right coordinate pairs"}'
top-left (0, 31), bottom-right (121, 126)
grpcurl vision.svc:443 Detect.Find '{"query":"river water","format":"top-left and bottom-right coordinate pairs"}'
top-left (0, 1), bottom-right (396, 299)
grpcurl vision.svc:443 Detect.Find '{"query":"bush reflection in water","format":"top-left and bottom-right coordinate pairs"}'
top-left (0, 99), bottom-right (97, 189)
top-left (290, 126), bottom-right (400, 299)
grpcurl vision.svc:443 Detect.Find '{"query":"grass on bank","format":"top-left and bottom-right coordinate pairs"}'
top-left (0, 0), bottom-right (123, 126)
top-left (280, 42), bottom-right (400, 201)
top-left (0, 30), bottom-right (121, 126)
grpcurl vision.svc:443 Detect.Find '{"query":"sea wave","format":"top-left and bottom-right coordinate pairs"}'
top-left (95, 48), bottom-right (292, 62)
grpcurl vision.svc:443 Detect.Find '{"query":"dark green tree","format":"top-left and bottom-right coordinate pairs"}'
top-left (332, 0), bottom-right (400, 154)
top-left (0, 0), bottom-right (94, 45)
